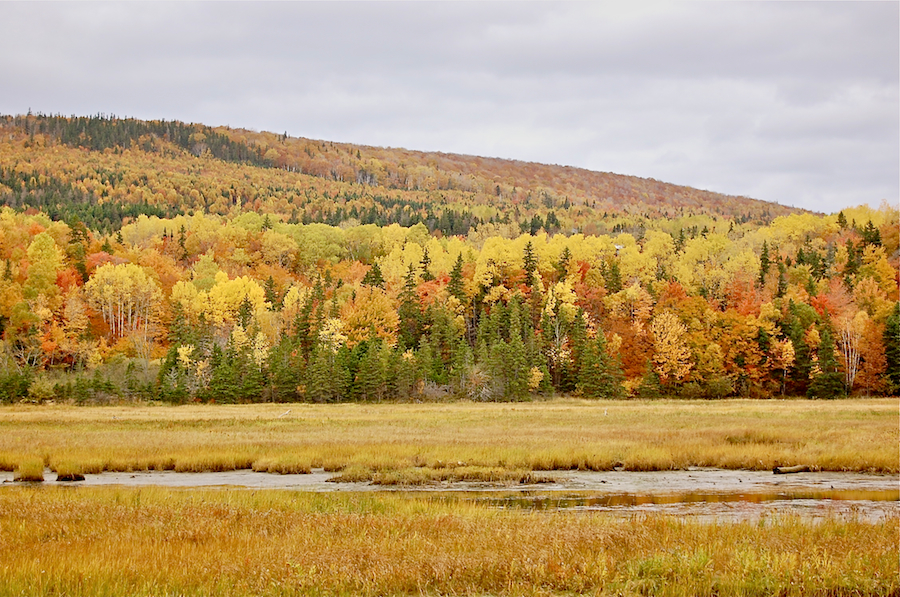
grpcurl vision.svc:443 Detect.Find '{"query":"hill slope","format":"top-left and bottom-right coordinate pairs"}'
top-left (0, 113), bottom-right (802, 234)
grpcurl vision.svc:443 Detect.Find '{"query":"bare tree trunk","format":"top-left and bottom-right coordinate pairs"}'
top-left (839, 320), bottom-right (860, 393)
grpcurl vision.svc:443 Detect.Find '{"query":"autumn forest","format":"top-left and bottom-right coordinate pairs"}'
top-left (0, 113), bottom-right (897, 404)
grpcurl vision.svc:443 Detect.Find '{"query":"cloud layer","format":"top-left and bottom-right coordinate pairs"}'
top-left (2, 2), bottom-right (896, 213)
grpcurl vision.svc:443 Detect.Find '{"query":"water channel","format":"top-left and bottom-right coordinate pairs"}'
top-left (3, 468), bottom-right (897, 522)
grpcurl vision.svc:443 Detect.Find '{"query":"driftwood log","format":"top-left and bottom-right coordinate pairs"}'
top-left (772, 465), bottom-right (811, 474)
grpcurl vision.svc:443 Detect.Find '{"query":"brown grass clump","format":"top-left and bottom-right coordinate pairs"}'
top-left (12, 458), bottom-right (44, 482)
top-left (173, 452), bottom-right (255, 472)
top-left (251, 456), bottom-right (312, 474)
top-left (0, 487), bottom-right (896, 596)
top-left (52, 460), bottom-right (85, 482)
top-left (330, 466), bottom-right (558, 486)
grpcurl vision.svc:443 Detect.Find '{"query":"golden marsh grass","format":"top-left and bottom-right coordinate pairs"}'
top-left (0, 486), bottom-right (896, 597)
top-left (11, 457), bottom-right (43, 482)
top-left (1, 399), bottom-right (897, 478)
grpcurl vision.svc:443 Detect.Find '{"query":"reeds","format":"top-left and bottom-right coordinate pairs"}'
top-left (0, 486), bottom-right (895, 596)
top-left (0, 399), bottom-right (896, 479)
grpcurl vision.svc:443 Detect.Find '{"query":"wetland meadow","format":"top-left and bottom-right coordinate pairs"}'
top-left (1, 398), bottom-right (898, 596)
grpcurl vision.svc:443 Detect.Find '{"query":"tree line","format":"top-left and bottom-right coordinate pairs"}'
top-left (0, 201), bottom-right (895, 404)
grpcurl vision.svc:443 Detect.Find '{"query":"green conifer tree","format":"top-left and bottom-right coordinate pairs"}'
top-left (307, 346), bottom-right (348, 403)
top-left (577, 333), bottom-right (624, 399)
top-left (206, 344), bottom-right (239, 404)
top-left (603, 258), bottom-right (623, 294)
top-left (264, 276), bottom-right (280, 309)
top-left (448, 253), bottom-right (466, 304)
top-left (398, 263), bottom-right (422, 349)
top-left (523, 241), bottom-right (537, 288)
top-left (394, 348), bottom-right (419, 400)
top-left (361, 261), bottom-right (385, 288)
top-left (776, 261), bottom-right (787, 298)
top-left (177, 225), bottom-right (188, 262)
top-left (861, 220), bottom-right (882, 246)
top-left (157, 345), bottom-right (188, 403)
top-left (758, 241), bottom-right (770, 287)
top-left (783, 300), bottom-right (816, 395)
top-left (555, 246), bottom-right (572, 282)
top-left (237, 296), bottom-right (254, 330)
top-left (416, 338), bottom-right (436, 385)
top-left (355, 341), bottom-right (386, 401)
top-left (420, 248), bottom-right (435, 282)
top-left (167, 302), bottom-right (194, 346)
top-left (504, 301), bottom-right (529, 400)
top-left (808, 328), bottom-right (844, 399)
top-left (268, 337), bottom-right (303, 402)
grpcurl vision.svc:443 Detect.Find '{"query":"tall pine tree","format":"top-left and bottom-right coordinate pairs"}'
top-left (397, 263), bottom-right (422, 349)
top-left (448, 253), bottom-right (466, 303)
top-left (808, 328), bottom-right (844, 399)
top-left (577, 332), bottom-right (624, 399)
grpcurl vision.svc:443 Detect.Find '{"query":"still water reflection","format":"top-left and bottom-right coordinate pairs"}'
top-left (470, 489), bottom-right (899, 523)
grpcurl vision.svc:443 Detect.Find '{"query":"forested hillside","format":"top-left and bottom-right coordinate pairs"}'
top-left (0, 113), bottom-right (897, 403)
top-left (1, 113), bottom-right (798, 234)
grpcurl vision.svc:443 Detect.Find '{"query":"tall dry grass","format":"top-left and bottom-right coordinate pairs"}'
top-left (0, 398), bottom-right (896, 479)
top-left (0, 486), bottom-right (895, 596)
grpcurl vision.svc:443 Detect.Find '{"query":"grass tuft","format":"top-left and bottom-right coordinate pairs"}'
top-left (327, 464), bottom-right (372, 483)
top-left (329, 466), bottom-right (558, 485)
top-left (12, 458), bottom-right (44, 482)
top-left (251, 456), bottom-right (312, 474)
top-left (53, 461), bottom-right (86, 482)
top-left (173, 453), bottom-right (255, 473)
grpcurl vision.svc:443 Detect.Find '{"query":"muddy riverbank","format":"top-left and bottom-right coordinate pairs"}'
top-left (3, 467), bottom-right (897, 522)
top-left (4, 467), bottom-right (895, 493)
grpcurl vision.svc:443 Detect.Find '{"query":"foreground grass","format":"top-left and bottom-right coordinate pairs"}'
top-left (0, 399), bottom-right (897, 478)
top-left (0, 487), bottom-right (896, 597)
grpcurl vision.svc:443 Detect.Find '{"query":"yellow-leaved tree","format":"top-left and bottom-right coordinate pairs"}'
top-left (84, 263), bottom-right (162, 357)
top-left (650, 310), bottom-right (693, 385)
top-left (339, 286), bottom-right (399, 347)
top-left (24, 231), bottom-right (63, 304)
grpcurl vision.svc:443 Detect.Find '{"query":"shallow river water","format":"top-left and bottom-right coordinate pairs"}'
top-left (3, 468), bottom-right (897, 522)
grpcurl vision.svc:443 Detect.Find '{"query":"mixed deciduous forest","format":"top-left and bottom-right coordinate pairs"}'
top-left (0, 113), bottom-right (897, 403)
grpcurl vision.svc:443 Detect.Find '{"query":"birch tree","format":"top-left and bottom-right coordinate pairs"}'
top-left (84, 263), bottom-right (162, 344)
top-left (837, 310), bottom-right (867, 393)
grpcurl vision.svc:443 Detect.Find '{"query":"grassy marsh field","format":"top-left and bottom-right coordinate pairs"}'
top-left (1, 487), bottom-right (897, 597)
top-left (2, 399), bottom-right (898, 596)
top-left (0, 399), bottom-right (896, 479)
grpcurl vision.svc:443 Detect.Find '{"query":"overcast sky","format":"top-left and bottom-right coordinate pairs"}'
top-left (1, 2), bottom-right (897, 214)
